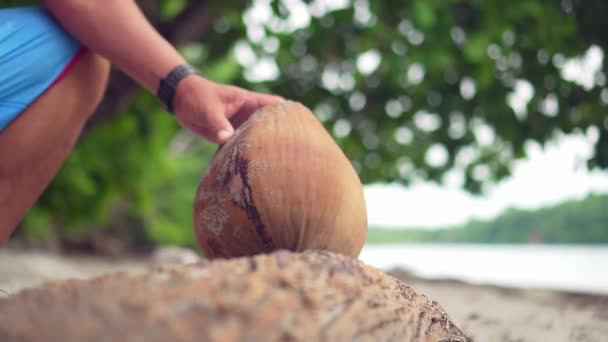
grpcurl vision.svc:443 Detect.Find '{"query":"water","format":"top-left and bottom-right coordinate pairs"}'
top-left (359, 244), bottom-right (608, 295)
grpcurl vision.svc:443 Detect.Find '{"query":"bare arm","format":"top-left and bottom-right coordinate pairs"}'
top-left (43, 0), bottom-right (183, 96)
top-left (43, 0), bottom-right (282, 143)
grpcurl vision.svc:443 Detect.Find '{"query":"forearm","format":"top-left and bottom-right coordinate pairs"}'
top-left (43, 0), bottom-right (186, 92)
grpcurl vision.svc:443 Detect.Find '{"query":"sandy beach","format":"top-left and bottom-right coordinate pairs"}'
top-left (0, 248), bottom-right (606, 341)
top-left (388, 268), bottom-right (608, 341)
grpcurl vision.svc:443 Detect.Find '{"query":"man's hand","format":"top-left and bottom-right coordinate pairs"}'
top-left (173, 76), bottom-right (283, 144)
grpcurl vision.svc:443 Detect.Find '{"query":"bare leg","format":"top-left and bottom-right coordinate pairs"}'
top-left (0, 50), bottom-right (110, 244)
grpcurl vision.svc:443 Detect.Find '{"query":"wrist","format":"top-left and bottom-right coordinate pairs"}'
top-left (156, 64), bottom-right (202, 113)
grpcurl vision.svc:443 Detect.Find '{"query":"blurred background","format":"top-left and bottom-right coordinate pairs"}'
top-left (3, 1), bottom-right (608, 292)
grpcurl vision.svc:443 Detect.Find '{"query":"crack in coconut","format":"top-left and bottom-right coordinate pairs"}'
top-left (231, 154), bottom-right (276, 251)
top-left (199, 143), bottom-right (251, 235)
top-left (203, 136), bottom-right (276, 251)
top-left (215, 142), bottom-right (250, 186)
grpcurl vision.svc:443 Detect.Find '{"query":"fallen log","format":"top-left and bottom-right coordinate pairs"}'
top-left (0, 250), bottom-right (470, 341)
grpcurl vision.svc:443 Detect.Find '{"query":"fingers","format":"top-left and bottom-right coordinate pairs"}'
top-left (225, 90), bottom-right (284, 128)
top-left (233, 98), bottom-right (260, 127)
top-left (228, 110), bottom-right (250, 128)
top-left (183, 97), bottom-right (235, 144)
top-left (216, 126), bottom-right (234, 143)
top-left (222, 85), bottom-right (283, 108)
top-left (254, 93), bottom-right (284, 106)
top-left (205, 111), bottom-right (234, 144)
top-left (174, 78), bottom-right (283, 144)
top-left (190, 120), bottom-right (234, 144)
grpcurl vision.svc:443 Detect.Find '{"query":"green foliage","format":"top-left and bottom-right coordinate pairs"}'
top-left (4, 0), bottom-right (608, 247)
top-left (2, 0), bottom-right (37, 7)
top-left (244, 0), bottom-right (608, 193)
top-left (19, 91), bottom-right (217, 247)
top-left (366, 228), bottom-right (430, 244)
top-left (6, 1), bottom-right (608, 193)
top-left (367, 193), bottom-right (608, 244)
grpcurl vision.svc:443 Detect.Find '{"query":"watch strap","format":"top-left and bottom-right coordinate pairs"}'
top-left (157, 64), bottom-right (201, 114)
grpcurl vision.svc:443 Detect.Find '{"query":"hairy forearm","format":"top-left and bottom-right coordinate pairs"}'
top-left (43, 0), bottom-right (186, 92)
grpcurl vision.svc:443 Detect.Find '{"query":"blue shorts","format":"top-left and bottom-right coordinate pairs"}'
top-left (0, 6), bottom-right (82, 131)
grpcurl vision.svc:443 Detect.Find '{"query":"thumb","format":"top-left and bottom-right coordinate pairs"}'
top-left (204, 112), bottom-right (234, 144)
top-left (215, 123), bottom-right (234, 144)
top-left (187, 100), bottom-right (235, 144)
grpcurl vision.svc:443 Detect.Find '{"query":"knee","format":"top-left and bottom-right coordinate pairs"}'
top-left (78, 51), bottom-right (110, 115)
top-left (87, 51), bottom-right (111, 106)
top-left (74, 50), bottom-right (110, 116)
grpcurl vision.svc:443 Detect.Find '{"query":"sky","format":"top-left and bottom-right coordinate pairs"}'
top-left (364, 133), bottom-right (608, 229)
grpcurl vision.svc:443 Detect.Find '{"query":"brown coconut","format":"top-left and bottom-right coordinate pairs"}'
top-left (194, 101), bottom-right (367, 259)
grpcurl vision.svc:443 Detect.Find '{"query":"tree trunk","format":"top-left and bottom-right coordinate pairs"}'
top-left (0, 250), bottom-right (471, 342)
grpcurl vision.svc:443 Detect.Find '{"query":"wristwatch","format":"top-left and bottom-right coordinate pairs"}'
top-left (157, 64), bottom-right (202, 114)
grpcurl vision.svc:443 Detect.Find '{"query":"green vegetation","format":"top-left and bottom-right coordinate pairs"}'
top-left (19, 93), bottom-right (218, 249)
top-left (367, 193), bottom-right (608, 244)
top-left (2, 1), bottom-right (608, 248)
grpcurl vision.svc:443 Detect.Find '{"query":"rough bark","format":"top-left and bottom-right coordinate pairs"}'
top-left (0, 250), bottom-right (471, 342)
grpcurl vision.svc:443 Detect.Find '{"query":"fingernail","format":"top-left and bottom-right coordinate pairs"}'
top-left (217, 129), bottom-right (233, 142)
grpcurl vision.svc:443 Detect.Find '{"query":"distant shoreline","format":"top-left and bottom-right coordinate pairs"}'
top-left (388, 266), bottom-right (608, 299)
top-left (365, 241), bottom-right (608, 246)
top-left (359, 243), bottom-right (608, 296)
top-left (367, 194), bottom-right (608, 245)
